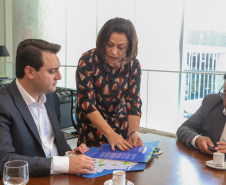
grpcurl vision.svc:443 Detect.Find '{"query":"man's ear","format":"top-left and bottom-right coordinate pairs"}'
top-left (24, 66), bottom-right (35, 79)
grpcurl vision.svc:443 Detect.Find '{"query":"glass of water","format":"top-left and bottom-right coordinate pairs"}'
top-left (2, 160), bottom-right (29, 185)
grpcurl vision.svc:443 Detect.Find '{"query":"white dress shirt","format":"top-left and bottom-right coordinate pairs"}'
top-left (191, 108), bottom-right (226, 148)
top-left (16, 79), bottom-right (69, 174)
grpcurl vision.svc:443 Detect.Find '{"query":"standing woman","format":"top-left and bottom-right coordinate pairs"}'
top-left (76, 17), bottom-right (143, 151)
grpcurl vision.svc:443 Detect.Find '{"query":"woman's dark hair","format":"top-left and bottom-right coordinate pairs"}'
top-left (16, 39), bottom-right (61, 78)
top-left (96, 17), bottom-right (138, 63)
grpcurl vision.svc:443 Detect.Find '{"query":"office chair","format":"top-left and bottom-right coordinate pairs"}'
top-left (69, 90), bottom-right (78, 135)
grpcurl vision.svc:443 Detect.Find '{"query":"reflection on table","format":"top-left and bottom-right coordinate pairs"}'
top-left (0, 133), bottom-right (225, 185)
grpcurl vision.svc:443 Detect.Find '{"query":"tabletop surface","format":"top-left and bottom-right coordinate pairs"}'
top-left (1, 133), bottom-right (226, 185)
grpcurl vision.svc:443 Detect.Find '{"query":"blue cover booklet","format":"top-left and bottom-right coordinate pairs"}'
top-left (82, 141), bottom-right (160, 178)
top-left (92, 141), bottom-right (159, 162)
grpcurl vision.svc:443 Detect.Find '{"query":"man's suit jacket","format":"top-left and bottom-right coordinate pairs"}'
top-left (177, 93), bottom-right (226, 149)
top-left (0, 80), bottom-right (71, 177)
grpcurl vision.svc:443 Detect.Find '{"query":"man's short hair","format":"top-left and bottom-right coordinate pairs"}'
top-left (16, 39), bottom-right (61, 78)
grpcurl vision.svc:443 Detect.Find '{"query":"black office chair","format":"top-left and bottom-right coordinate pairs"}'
top-left (56, 87), bottom-right (78, 136)
top-left (69, 90), bottom-right (78, 135)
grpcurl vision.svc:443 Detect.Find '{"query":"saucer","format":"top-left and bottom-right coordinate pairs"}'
top-left (104, 179), bottom-right (134, 185)
top-left (205, 160), bottom-right (226, 170)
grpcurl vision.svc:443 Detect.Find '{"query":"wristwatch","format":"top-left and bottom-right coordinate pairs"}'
top-left (129, 131), bottom-right (139, 137)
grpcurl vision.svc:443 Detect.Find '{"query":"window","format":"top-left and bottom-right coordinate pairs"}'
top-left (11, 0), bottom-right (226, 134)
top-left (181, 0), bottom-right (226, 123)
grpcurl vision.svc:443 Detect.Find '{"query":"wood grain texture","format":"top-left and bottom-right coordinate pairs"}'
top-left (1, 133), bottom-right (225, 185)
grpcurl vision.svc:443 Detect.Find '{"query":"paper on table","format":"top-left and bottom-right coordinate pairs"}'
top-left (93, 158), bottom-right (137, 173)
top-left (82, 141), bottom-right (161, 178)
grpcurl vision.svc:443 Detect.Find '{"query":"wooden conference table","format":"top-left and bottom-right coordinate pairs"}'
top-left (1, 133), bottom-right (226, 185)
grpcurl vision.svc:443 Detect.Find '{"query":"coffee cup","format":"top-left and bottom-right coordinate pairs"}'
top-left (112, 170), bottom-right (126, 185)
top-left (213, 152), bottom-right (225, 167)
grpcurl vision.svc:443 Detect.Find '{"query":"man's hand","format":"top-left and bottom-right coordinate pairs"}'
top-left (215, 142), bottom-right (226, 154)
top-left (195, 136), bottom-right (214, 155)
top-left (128, 132), bottom-right (143, 147)
top-left (68, 143), bottom-right (89, 154)
top-left (69, 155), bottom-right (95, 174)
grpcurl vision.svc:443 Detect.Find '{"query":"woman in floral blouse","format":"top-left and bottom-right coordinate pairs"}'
top-left (76, 17), bottom-right (143, 151)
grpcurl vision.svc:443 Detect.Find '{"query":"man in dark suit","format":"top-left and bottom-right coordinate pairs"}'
top-left (177, 74), bottom-right (226, 155)
top-left (0, 39), bottom-right (94, 177)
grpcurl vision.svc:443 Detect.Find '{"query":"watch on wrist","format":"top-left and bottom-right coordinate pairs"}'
top-left (129, 131), bottom-right (139, 137)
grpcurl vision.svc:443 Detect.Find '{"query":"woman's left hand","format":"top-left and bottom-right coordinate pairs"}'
top-left (129, 132), bottom-right (143, 147)
top-left (68, 143), bottom-right (90, 154)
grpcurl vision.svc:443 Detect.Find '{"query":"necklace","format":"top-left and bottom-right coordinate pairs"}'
top-left (103, 61), bottom-right (123, 82)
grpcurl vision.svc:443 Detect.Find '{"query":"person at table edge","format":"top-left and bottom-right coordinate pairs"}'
top-left (177, 74), bottom-right (226, 155)
top-left (76, 17), bottom-right (143, 151)
top-left (0, 39), bottom-right (95, 177)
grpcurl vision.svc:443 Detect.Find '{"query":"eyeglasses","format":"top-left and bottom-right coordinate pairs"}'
top-left (219, 86), bottom-right (226, 99)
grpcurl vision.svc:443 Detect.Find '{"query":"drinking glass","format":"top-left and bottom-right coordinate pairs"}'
top-left (2, 160), bottom-right (29, 185)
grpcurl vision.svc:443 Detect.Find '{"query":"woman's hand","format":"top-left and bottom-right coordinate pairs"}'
top-left (107, 132), bottom-right (133, 152)
top-left (68, 143), bottom-right (90, 154)
top-left (129, 132), bottom-right (143, 147)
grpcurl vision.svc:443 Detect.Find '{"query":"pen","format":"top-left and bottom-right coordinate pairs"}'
top-left (154, 147), bottom-right (160, 152)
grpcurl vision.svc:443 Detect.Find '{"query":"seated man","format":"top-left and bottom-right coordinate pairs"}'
top-left (0, 39), bottom-right (94, 177)
top-left (177, 74), bottom-right (226, 155)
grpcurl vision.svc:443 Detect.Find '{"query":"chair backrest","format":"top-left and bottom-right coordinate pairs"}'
top-left (56, 87), bottom-right (77, 130)
top-left (69, 90), bottom-right (78, 130)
